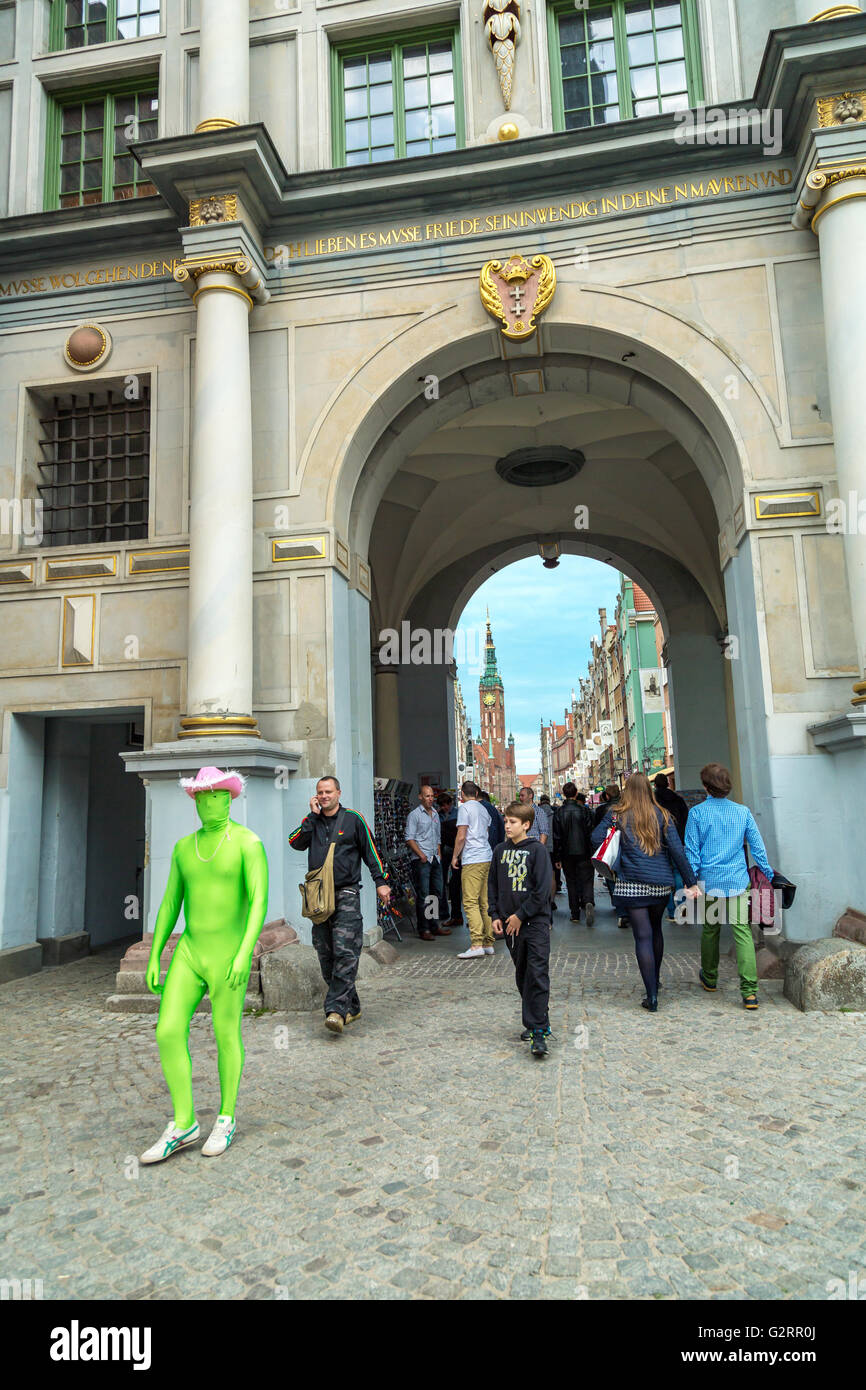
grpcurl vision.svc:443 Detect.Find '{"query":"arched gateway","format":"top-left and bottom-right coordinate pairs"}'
top-left (318, 296), bottom-right (860, 943)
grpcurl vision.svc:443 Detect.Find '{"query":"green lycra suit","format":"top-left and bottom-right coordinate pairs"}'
top-left (146, 790), bottom-right (268, 1128)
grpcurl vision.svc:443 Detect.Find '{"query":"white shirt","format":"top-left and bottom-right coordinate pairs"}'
top-left (456, 799), bottom-right (492, 865)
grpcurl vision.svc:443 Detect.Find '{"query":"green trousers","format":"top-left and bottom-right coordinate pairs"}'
top-left (700, 891), bottom-right (758, 999)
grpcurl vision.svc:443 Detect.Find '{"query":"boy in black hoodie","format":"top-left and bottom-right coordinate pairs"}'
top-left (489, 800), bottom-right (554, 1057)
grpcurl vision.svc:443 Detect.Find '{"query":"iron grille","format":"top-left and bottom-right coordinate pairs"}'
top-left (37, 385), bottom-right (150, 547)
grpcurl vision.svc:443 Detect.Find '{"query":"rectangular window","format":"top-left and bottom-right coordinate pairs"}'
top-left (548, 0), bottom-right (702, 131)
top-left (50, 0), bottom-right (161, 50)
top-left (37, 384), bottom-right (150, 547)
top-left (47, 85), bottom-right (158, 209)
top-left (333, 27), bottom-right (463, 167)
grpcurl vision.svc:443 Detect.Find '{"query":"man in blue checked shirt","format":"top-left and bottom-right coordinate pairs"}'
top-left (684, 762), bottom-right (774, 1011)
top-left (519, 786), bottom-right (550, 846)
top-left (405, 784), bottom-right (451, 941)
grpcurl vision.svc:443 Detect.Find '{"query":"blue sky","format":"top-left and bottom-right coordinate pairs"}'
top-left (454, 555), bottom-right (622, 775)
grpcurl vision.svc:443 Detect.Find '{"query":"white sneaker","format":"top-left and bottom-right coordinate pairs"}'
top-left (201, 1114), bottom-right (236, 1157)
top-left (483, 946), bottom-right (495, 955)
top-left (140, 1119), bottom-right (200, 1165)
top-left (457, 946), bottom-right (485, 959)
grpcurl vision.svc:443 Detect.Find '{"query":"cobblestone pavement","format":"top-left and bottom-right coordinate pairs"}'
top-left (2, 901), bottom-right (865, 1301)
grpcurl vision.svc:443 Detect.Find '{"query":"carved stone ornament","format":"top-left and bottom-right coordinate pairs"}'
top-left (480, 252), bottom-right (556, 341)
top-left (816, 91), bottom-right (866, 126)
top-left (188, 193), bottom-right (238, 226)
top-left (807, 165), bottom-right (866, 192)
top-left (64, 322), bottom-right (111, 372)
top-left (483, 1), bottom-right (521, 111)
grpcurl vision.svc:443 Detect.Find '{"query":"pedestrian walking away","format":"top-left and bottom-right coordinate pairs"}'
top-left (653, 773), bottom-right (689, 919)
top-left (489, 800), bottom-right (554, 1057)
top-left (452, 781), bottom-right (494, 959)
top-left (405, 784), bottom-right (450, 940)
top-left (289, 775), bottom-right (391, 1033)
top-left (553, 782), bottom-right (596, 925)
top-left (539, 794), bottom-right (561, 893)
top-left (437, 793), bottom-right (461, 926)
top-left (684, 762), bottom-right (773, 1010)
top-left (480, 790), bottom-right (506, 851)
top-left (592, 772), bottom-right (699, 1011)
top-left (593, 783), bottom-right (626, 925)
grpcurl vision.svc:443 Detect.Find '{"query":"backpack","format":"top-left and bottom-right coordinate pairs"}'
top-left (299, 809), bottom-right (346, 923)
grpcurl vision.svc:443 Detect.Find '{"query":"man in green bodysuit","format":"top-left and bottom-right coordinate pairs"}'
top-left (140, 766), bottom-right (268, 1163)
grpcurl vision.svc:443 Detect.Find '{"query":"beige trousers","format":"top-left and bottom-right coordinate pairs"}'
top-left (461, 861), bottom-right (493, 947)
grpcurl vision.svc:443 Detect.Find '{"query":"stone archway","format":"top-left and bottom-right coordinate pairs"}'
top-left (323, 296), bottom-right (817, 926)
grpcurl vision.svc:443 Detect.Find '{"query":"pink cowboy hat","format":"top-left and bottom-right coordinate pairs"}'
top-left (178, 766), bottom-right (246, 799)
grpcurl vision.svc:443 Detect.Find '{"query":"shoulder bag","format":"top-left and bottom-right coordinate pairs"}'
top-left (591, 816), bottom-right (622, 881)
top-left (300, 808), bottom-right (346, 923)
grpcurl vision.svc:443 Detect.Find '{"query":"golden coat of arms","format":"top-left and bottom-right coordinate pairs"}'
top-left (479, 252), bottom-right (556, 341)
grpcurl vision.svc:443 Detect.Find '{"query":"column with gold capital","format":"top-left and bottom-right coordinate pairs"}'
top-left (174, 256), bottom-right (269, 737)
top-left (809, 165), bottom-right (866, 703)
top-left (196, 0), bottom-right (249, 133)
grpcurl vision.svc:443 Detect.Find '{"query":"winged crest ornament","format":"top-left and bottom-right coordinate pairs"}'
top-left (479, 253), bottom-right (556, 341)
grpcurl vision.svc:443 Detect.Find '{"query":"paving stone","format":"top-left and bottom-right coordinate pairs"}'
top-left (1, 920), bottom-right (863, 1300)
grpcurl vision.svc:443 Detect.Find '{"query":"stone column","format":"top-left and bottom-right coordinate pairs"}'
top-left (196, 0), bottom-right (249, 133)
top-left (175, 257), bottom-right (265, 737)
top-left (810, 166), bottom-right (866, 704)
top-left (373, 660), bottom-right (401, 778)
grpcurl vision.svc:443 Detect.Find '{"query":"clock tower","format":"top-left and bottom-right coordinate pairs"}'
top-left (478, 614), bottom-right (515, 804)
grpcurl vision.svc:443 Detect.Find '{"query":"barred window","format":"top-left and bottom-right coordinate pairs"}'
top-left (37, 385), bottom-right (150, 547)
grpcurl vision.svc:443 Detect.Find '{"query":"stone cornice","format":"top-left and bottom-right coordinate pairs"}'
top-left (753, 14), bottom-right (866, 168)
top-left (4, 17), bottom-right (866, 262)
top-left (0, 199), bottom-right (177, 271)
top-left (130, 123), bottom-right (289, 226)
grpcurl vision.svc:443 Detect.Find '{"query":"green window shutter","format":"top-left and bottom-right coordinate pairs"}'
top-left (548, 0), bottom-right (703, 133)
top-left (332, 24), bottom-right (463, 169)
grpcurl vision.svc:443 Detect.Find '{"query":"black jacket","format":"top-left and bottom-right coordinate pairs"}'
top-left (553, 799), bottom-right (593, 859)
top-left (482, 800), bottom-right (505, 850)
top-left (488, 838), bottom-right (553, 924)
top-left (653, 786), bottom-right (688, 840)
top-left (289, 805), bottom-right (388, 888)
top-left (592, 794), bottom-right (619, 830)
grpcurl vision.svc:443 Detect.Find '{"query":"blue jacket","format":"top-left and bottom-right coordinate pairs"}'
top-left (592, 807), bottom-right (696, 888)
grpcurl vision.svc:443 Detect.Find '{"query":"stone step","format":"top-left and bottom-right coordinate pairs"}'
top-left (834, 906), bottom-right (866, 947)
top-left (105, 990), bottom-right (263, 1015)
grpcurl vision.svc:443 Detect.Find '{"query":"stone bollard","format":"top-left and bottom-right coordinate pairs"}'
top-left (784, 938), bottom-right (866, 1012)
top-left (260, 942), bottom-right (391, 1011)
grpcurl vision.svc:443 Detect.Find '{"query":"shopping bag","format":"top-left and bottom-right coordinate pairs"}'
top-left (591, 823), bottom-right (621, 881)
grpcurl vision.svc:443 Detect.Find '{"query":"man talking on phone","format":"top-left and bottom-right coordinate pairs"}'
top-left (289, 776), bottom-right (390, 1034)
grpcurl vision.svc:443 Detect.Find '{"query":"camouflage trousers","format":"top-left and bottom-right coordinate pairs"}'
top-left (311, 886), bottom-right (364, 1018)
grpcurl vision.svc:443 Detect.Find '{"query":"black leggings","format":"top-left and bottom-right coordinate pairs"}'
top-left (625, 901), bottom-right (667, 999)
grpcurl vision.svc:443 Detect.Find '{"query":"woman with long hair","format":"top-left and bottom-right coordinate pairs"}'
top-left (591, 772), bottom-right (699, 1011)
